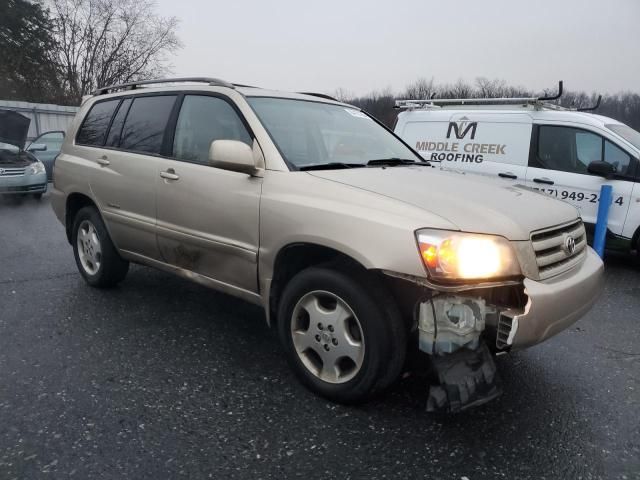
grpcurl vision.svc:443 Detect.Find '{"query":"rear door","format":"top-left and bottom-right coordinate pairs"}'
top-left (526, 124), bottom-right (637, 237)
top-left (83, 94), bottom-right (177, 258)
top-left (155, 94), bottom-right (262, 293)
top-left (399, 112), bottom-right (531, 183)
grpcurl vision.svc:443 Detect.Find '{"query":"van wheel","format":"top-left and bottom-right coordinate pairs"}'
top-left (277, 266), bottom-right (406, 404)
top-left (71, 206), bottom-right (129, 288)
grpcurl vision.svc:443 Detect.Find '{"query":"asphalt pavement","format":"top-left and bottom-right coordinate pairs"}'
top-left (1, 194), bottom-right (638, 479)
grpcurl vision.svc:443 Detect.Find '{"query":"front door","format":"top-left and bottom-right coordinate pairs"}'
top-left (526, 124), bottom-right (636, 237)
top-left (155, 94), bottom-right (262, 293)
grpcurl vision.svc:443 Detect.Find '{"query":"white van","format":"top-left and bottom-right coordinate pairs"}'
top-left (394, 89), bottom-right (640, 254)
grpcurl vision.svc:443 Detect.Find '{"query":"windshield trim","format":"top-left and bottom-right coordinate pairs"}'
top-left (605, 123), bottom-right (640, 152)
top-left (245, 96), bottom-right (424, 171)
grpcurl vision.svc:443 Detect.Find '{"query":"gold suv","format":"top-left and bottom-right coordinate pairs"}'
top-left (52, 78), bottom-right (603, 410)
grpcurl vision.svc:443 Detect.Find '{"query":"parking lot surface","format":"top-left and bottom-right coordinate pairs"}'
top-left (1, 195), bottom-right (639, 479)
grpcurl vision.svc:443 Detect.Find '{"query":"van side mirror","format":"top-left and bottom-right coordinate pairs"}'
top-left (28, 143), bottom-right (47, 152)
top-left (587, 161), bottom-right (615, 178)
top-left (208, 140), bottom-right (257, 175)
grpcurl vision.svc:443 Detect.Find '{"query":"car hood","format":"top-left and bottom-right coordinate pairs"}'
top-left (308, 166), bottom-right (579, 240)
top-left (0, 110), bottom-right (30, 150)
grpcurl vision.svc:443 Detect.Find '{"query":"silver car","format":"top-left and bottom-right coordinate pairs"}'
top-left (0, 110), bottom-right (47, 198)
top-left (51, 78), bottom-right (604, 411)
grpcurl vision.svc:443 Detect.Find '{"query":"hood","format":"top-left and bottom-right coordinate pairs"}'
top-left (308, 166), bottom-right (579, 240)
top-left (0, 110), bottom-right (30, 150)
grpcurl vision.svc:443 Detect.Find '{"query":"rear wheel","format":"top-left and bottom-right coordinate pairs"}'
top-left (277, 266), bottom-right (406, 404)
top-left (72, 206), bottom-right (129, 288)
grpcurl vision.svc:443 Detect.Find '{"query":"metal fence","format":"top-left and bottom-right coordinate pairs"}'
top-left (0, 100), bottom-right (79, 141)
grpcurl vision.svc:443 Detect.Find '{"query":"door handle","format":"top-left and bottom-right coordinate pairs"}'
top-left (97, 155), bottom-right (110, 166)
top-left (498, 172), bottom-right (517, 179)
top-left (160, 169), bottom-right (180, 181)
top-left (533, 177), bottom-right (554, 185)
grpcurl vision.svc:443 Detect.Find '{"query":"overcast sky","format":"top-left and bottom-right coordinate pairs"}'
top-left (156, 0), bottom-right (639, 97)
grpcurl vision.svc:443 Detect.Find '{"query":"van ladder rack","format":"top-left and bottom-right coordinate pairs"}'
top-left (93, 77), bottom-right (235, 95)
top-left (395, 81), bottom-right (566, 110)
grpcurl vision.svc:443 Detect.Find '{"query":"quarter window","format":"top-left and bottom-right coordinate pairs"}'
top-left (120, 95), bottom-right (177, 154)
top-left (76, 100), bottom-right (120, 146)
top-left (173, 95), bottom-right (252, 165)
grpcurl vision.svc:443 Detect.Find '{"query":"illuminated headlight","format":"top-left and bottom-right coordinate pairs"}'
top-left (416, 229), bottom-right (521, 281)
top-left (29, 161), bottom-right (45, 175)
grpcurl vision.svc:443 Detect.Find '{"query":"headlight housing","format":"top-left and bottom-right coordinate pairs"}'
top-left (29, 161), bottom-right (45, 175)
top-left (416, 229), bottom-right (521, 281)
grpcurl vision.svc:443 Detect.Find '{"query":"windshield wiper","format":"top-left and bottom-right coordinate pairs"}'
top-left (367, 158), bottom-right (431, 167)
top-left (299, 162), bottom-right (366, 171)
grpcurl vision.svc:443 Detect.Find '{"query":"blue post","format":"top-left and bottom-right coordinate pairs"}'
top-left (593, 184), bottom-right (612, 258)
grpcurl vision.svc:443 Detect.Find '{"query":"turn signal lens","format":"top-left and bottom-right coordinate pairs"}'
top-left (417, 230), bottom-right (520, 281)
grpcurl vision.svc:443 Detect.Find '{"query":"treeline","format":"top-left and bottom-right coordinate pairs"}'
top-left (340, 78), bottom-right (640, 131)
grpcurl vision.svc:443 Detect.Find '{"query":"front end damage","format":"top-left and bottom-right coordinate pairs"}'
top-left (384, 246), bottom-right (603, 412)
top-left (384, 272), bottom-right (530, 413)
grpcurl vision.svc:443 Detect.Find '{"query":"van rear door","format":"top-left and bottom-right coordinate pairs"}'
top-left (397, 112), bottom-right (531, 183)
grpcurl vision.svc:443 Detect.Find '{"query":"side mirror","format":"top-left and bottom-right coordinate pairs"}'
top-left (587, 160), bottom-right (615, 178)
top-left (28, 143), bottom-right (47, 152)
top-left (208, 140), bottom-right (256, 175)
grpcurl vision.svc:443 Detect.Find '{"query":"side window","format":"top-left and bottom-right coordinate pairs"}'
top-left (76, 100), bottom-right (120, 146)
top-left (120, 95), bottom-right (177, 154)
top-left (537, 126), bottom-right (599, 174)
top-left (173, 95), bottom-right (252, 165)
top-left (604, 140), bottom-right (631, 176)
top-left (105, 98), bottom-right (132, 147)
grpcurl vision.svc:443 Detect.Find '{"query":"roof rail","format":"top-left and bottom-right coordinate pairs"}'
top-left (298, 92), bottom-right (339, 101)
top-left (93, 77), bottom-right (235, 95)
top-left (395, 81), bottom-right (566, 110)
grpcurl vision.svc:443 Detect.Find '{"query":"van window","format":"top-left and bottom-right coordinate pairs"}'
top-left (76, 99), bottom-right (120, 146)
top-left (536, 125), bottom-right (633, 177)
top-left (105, 98), bottom-right (132, 147)
top-left (172, 95), bottom-right (252, 165)
top-left (119, 95), bottom-right (177, 154)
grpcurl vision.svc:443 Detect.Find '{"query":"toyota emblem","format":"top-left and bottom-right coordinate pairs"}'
top-left (564, 236), bottom-right (576, 255)
top-left (0, 168), bottom-right (5, 175)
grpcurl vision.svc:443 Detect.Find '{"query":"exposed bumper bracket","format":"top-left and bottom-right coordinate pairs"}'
top-left (426, 342), bottom-right (502, 413)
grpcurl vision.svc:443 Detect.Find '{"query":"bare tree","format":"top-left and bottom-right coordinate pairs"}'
top-left (50, 0), bottom-right (181, 103)
top-left (403, 77), bottom-right (437, 100)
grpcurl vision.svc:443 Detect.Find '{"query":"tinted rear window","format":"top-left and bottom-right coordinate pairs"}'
top-left (119, 96), bottom-right (176, 154)
top-left (76, 100), bottom-right (120, 146)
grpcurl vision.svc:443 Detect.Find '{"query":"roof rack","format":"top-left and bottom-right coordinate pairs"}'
top-left (298, 92), bottom-right (339, 101)
top-left (93, 77), bottom-right (235, 95)
top-left (395, 81), bottom-right (569, 111)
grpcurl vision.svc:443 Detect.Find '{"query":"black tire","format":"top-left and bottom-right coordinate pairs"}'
top-left (33, 193), bottom-right (43, 200)
top-left (71, 206), bottom-right (129, 288)
top-left (277, 266), bottom-right (406, 404)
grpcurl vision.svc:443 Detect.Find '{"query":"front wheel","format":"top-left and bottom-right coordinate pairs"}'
top-left (71, 206), bottom-right (129, 288)
top-left (277, 266), bottom-right (406, 404)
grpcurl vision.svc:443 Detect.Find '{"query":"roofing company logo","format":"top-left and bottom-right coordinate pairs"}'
top-left (446, 117), bottom-right (478, 140)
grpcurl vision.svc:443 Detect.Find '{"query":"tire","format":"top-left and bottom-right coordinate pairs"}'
top-left (33, 193), bottom-right (43, 200)
top-left (277, 266), bottom-right (406, 404)
top-left (71, 206), bottom-right (129, 288)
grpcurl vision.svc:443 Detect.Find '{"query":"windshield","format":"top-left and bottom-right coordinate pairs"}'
top-left (606, 124), bottom-right (640, 151)
top-left (247, 97), bottom-right (422, 169)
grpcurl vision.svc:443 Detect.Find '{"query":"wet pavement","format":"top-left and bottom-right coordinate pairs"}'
top-left (1, 194), bottom-right (638, 479)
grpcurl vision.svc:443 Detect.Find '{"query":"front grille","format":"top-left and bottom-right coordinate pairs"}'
top-left (0, 184), bottom-right (46, 193)
top-left (531, 219), bottom-right (587, 279)
top-left (0, 167), bottom-right (26, 177)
